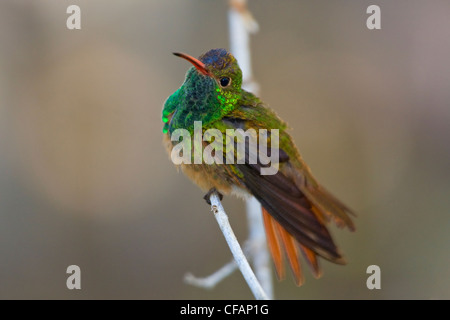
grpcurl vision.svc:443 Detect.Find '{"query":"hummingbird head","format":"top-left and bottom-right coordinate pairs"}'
top-left (163, 49), bottom-right (243, 134)
top-left (173, 48), bottom-right (243, 93)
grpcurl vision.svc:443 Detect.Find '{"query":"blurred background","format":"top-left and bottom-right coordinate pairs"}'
top-left (0, 0), bottom-right (449, 299)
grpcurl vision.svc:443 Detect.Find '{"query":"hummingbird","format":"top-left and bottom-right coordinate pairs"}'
top-left (162, 48), bottom-right (355, 285)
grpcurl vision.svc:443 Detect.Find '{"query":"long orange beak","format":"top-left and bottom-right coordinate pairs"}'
top-left (173, 52), bottom-right (211, 76)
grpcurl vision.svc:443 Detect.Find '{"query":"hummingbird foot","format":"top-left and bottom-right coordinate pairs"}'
top-left (203, 188), bottom-right (223, 205)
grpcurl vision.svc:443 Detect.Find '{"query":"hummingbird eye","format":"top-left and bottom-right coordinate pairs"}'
top-left (220, 77), bottom-right (231, 87)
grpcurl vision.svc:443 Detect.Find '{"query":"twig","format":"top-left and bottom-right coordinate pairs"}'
top-left (209, 191), bottom-right (268, 300)
top-left (183, 232), bottom-right (267, 291)
top-left (245, 197), bottom-right (273, 298)
top-left (184, 259), bottom-right (238, 289)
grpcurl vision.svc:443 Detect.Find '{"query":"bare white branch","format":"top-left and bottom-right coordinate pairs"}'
top-left (209, 191), bottom-right (268, 300)
top-left (184, 259), bottom-right (238, 290)
top-left (245, 197), bottom-right (273, 298)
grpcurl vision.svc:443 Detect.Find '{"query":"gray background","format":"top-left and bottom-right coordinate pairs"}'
top-left (0, 0), bottom-right (449, 299)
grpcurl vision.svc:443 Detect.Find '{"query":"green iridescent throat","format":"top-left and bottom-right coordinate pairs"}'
top-left (162, 67), bottom-right (241, 134)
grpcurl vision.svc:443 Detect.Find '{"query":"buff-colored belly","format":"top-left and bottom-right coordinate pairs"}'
top-left (163, 133), bottom-right (245, 195)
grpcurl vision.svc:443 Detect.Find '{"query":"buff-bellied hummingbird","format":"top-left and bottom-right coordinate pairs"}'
top-left (162, 48), bottom-right (355, 285)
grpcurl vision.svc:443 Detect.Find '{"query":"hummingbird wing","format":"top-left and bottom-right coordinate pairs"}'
top-left (222, 110), bottom-right (354, 283)
top-left (296, 170), bottom-right (356, 231)
top-left (235, 154), bottom-right (344, 284)
top-left (236, 160), bottom-right (344, 261)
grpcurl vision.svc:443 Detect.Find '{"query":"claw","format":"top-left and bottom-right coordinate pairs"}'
top-left (204, 188), bottom-right (223, 205)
